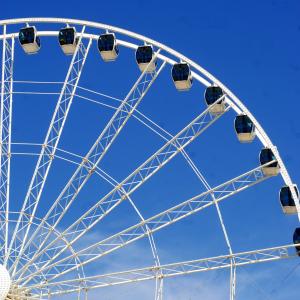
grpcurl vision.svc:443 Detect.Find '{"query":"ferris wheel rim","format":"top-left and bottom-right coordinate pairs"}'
top-left (0, 17), bottom-right (297, 216)
top-left (0, 17), bottom-right (299, 299)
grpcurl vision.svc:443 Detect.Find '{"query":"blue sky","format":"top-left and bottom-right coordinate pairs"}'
top-left (1, 0), bottom-right (300, 299)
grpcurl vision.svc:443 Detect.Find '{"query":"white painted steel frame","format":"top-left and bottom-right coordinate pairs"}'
top-left (5, 212), bottom-right (85, 281)
top-left (0, 18), bottom-right (298, 300)
top-left (12, 56), bottom-right (166, 297)
top-left (14, 55), bottom-right (166, 282)
top-left (4, 143), bottom-right (162, 287)
top-left (25, 243), bottom-right (299, 297)
top-left (0, 18), bottom-right (297, 219)
top-left (0, 25), bottom-right (14, 261)
top-left (6, 110), bottom-right (232, 298)
top-left (6, 27), bottom-right (93, 275)
top-left (15, 97), bottom-right (229, 286)
top-left (7, 98), bottom-right (167, 298)
top-left (18, 160), bottom-right (273, 285)
top-left (11, 82), bottom-right (237, 299)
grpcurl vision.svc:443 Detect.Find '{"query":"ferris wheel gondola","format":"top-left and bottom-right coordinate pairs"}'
top-left (293, 228), bottom-right (300, 256)
top-left (259, 148), bottom-right (280, 176)
top-left (279, 185), bottom-right (299, 214)
top-left (135, 45), bottom-right (156, 72)
top-left (234, 114), bottom-right (256, 143)
top-left (58, 27), bottom-right (78, 55)
top-left (97, 33), bottom-right (119, 61)
top-left (204, 86), bottom-right (225, 115)
top-left (171, 62), bottom-right (193, 91)
top-left (18, 26), bottom-right (40, 54)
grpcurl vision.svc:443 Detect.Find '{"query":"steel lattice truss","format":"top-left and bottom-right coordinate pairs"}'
top-left (25, 243), bottom-right (299, 297)
top-left (0, 18), bottom-right (298, 300)
top-left (16, 96), bottom-right (230, 283)
top-left (0, 26), bottom-right (14, 261)
top-left (17, 160), bottom-right (273, 285)
top-left (7, 28), bottom-right (93, 274)
top-left (13, 53), bottom-right (167, 281)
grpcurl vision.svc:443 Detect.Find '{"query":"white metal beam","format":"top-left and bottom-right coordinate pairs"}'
top-left (0, 25), bottom-right (14, 261)
top-left (25, 243), bottom-right (299, 296)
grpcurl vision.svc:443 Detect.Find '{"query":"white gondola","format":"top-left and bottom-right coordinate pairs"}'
top-left (204, 86), bottom-right (225, 115)
top-left (234, 114), bottom-right (256, 143)
top-left (259, 148), bottom-right (280, 176)
top-left (293, 228), bottom-right (300, 256)
top-left (18, 26), bottom-right (40, 54)
top-left (279, 185), bottom-right (299, 214)
top-left (171, 63), bottom-right (193, 91)
top-left (98, 33), bottom-right (119, 62)
top-left (58, 27), bottom-right (78, 55)
top-left (135, 45), bottom-right (156, 72)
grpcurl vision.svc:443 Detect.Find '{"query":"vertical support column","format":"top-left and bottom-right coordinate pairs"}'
top-left (0, 24), bottom-right (14, 262)
top-left (230, 263), bottom-right (236, 300)
top-left (155, 276), bottom-right (163, 300)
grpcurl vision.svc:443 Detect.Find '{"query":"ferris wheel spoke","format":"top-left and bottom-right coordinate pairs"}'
top-left (25, 243), bottom-right (298, 297)
top-left (7, 28), bottom-right (92, 273)
top-left (0, 26), bottom-right (14, 263)
top-left (15, 96), bottom-right (230, 283)
top-left (18, 160), bottom-right (271, 284)
top-left (13, 52), bottom-right (166, 279)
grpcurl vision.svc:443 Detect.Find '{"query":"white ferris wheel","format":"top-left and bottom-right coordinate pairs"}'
top-left (0, 17), bottom-right (299, 300)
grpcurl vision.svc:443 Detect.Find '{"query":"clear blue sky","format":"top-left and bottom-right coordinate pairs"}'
top-left (1, 0), bottom-right (300, 299)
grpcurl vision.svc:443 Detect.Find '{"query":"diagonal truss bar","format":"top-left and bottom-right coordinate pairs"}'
top-left (18, 161), bottom-right (272, 284)
top-left (0, 25), bottom-right (14, 260)
top-left (14, 52), bottom-right (165, 278)
top-left (26, 243), bottom-right (299, 296)
top-left (7, 27), bottom-right (92, 271)
top-left (16, 96), bottom-right (229, 282)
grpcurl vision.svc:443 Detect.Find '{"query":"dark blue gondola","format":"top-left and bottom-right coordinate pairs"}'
top-left (204, 86), bottom-right (225, 115)
top-left (234, 114), bottom-right (255, 143)
top-left (259, 148), bottom-right (280, 176)
top-left (19, 26), bottom-right (40, 54)
top-left (135, 45), bottom-right (156, 72)
top-left (98, 33), bottom-right (119, 61)
top-left (59, 27), bottom-right (78, 55)
top-left (293, 228), bottom-right (300, 256)
top-left (280, 185), bottom-right (299, 214)
top-left (171, 63), bottom-right (193, 91)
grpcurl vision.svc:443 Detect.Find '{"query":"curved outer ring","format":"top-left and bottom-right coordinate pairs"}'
top-left (0, 17), bottom-right (298, 220)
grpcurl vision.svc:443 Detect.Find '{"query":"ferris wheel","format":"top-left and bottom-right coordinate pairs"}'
top-left (0, 17), bottom-right (299, 299)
